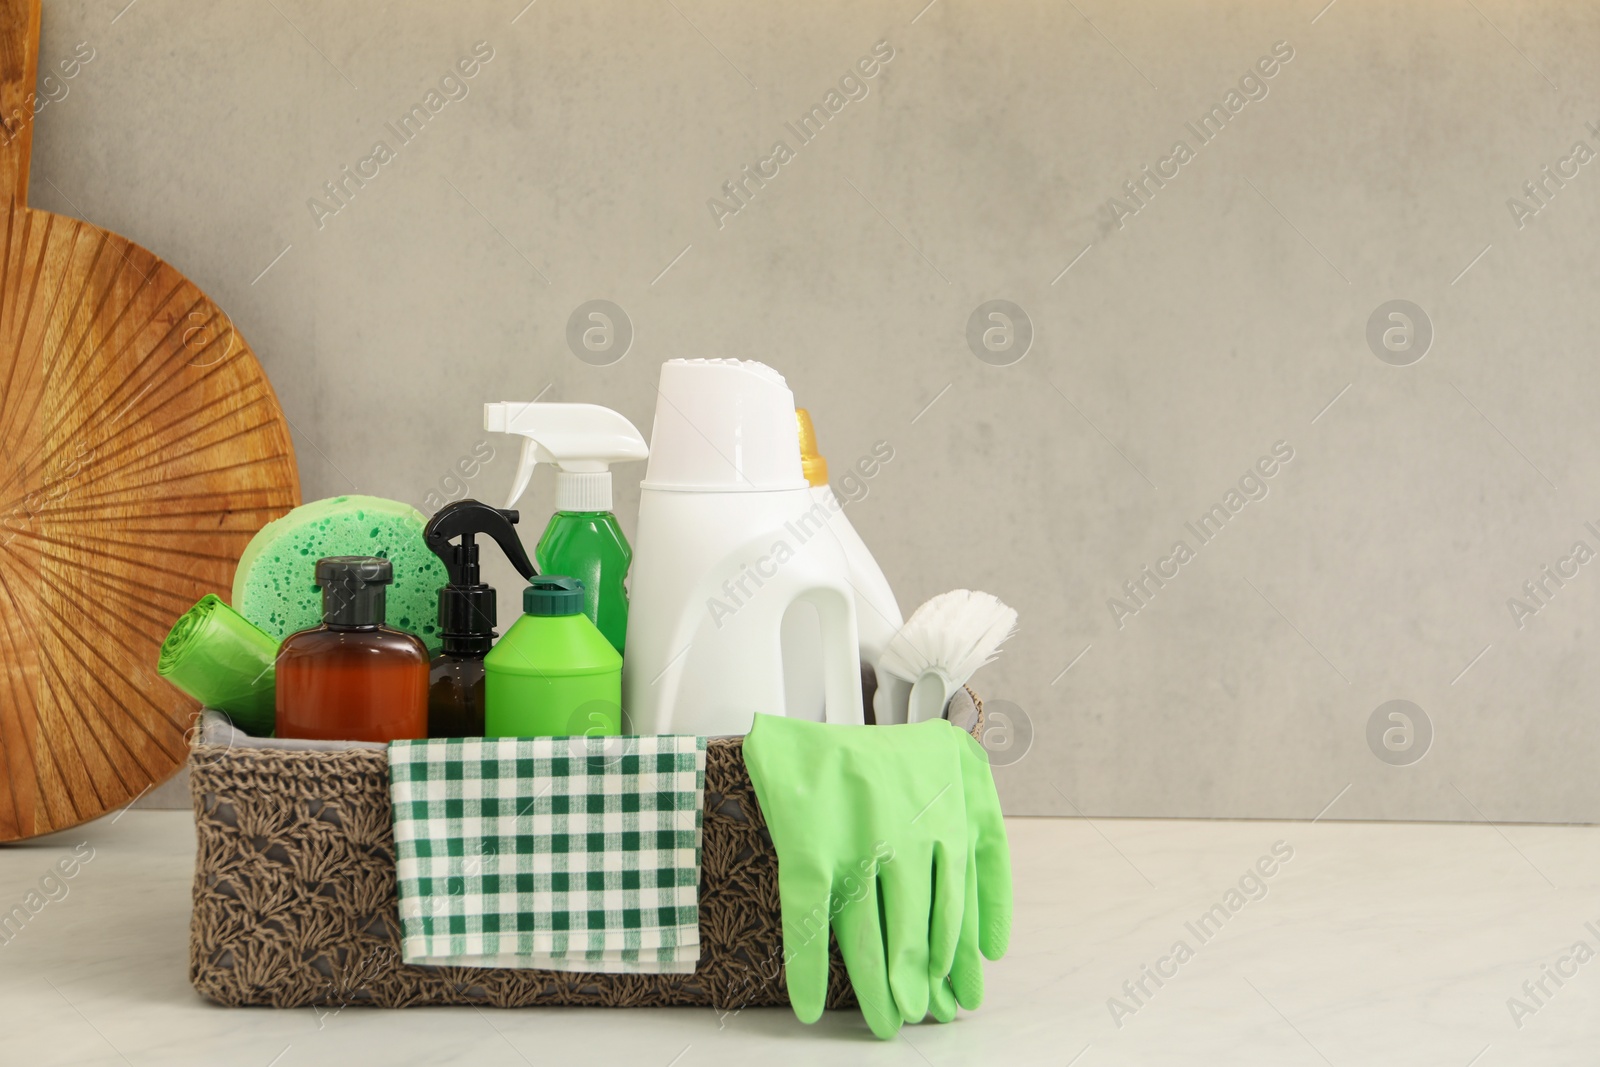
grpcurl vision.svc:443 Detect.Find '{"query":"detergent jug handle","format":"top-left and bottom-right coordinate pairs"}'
top-left (808, 585), bottom-right (865, 724)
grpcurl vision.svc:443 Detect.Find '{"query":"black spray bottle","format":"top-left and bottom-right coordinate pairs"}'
top-left (423, 499), bottom-right (538, 737)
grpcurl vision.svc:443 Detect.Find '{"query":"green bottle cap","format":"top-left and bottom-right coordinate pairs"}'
top-left (523, 576), bottom-right (585, 616)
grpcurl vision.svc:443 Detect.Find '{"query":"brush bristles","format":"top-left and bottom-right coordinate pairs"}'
top-left (877, 589), bottom-right (1018, 688)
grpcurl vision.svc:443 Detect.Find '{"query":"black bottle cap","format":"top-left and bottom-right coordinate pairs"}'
top-left (423, 500), bottom-right (538, 646)
top-left (316, 556), bottom-right (391, 627)
top-left (523, 576), bottom-right (585, 616)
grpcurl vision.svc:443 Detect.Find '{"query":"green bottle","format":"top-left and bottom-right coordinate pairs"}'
top-left (536, 512), bottom-right (631, 654)
top-left (483, 401), bottom-right (650, 655)
top-left (484, 577), bottom-right (622, 738)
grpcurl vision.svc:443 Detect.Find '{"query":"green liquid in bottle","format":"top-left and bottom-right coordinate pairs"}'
top-left (535, 510), bottom-right (632, 654)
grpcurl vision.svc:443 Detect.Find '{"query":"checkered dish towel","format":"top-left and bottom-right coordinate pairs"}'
top-left (388, 735), bottom-right (707, 973)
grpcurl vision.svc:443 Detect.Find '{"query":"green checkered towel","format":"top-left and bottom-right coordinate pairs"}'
top-left (388, 735), bottom-right (707, 974)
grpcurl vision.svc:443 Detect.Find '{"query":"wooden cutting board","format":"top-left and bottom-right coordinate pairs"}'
top-left (0, 0), bottom-right (300, 841)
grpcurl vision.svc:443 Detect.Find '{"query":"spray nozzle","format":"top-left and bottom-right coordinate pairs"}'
top-left (484, 402), bottom-right (649, 512)
top-left (423, 499), bottom-right (537, 644)
top-left (425, 499), bottom-right (537, 586)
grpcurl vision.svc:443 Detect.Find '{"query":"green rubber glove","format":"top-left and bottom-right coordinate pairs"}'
top-left (930, 728), bottom-right (1014, 1021)
top-left (743, 714), bottom-right (973, 1039)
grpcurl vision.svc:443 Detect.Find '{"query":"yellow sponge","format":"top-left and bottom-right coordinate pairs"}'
top-left (232, 495), bottom-right (448, 652)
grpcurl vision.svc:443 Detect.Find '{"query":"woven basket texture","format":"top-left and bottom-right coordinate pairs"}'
top-left (188, 691), bottom-right (983, 1009)
top-left (188, 737), bottom-right (853, 1010)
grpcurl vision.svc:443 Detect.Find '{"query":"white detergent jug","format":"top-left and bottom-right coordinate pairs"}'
top-left (623, 359), bottom-right (864, 736)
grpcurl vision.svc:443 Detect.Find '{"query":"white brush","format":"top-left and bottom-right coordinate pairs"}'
top-left (875, 589), bottom-right (1018, 724)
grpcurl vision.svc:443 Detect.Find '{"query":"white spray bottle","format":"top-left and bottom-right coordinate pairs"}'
top-left (483, 402), bottom-right (649, 654)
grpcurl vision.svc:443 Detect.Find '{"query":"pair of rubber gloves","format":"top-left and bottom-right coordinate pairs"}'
top-left (743, 713), bottom-right (1012, 1039)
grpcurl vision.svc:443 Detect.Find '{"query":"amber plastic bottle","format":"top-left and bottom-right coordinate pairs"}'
top-left (276, 556), bottom-right (429, 742)
top-left (429, 637), bottom-right (492, 738)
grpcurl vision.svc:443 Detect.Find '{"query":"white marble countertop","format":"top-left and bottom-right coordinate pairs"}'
top-left (0, 811), bottom-right (1595, 1065)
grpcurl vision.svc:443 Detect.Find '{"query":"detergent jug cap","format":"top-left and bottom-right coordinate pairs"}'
top-left (640, 359), bottom-right (809, 492)
top-left (523, 576), bottom-right (585, 616)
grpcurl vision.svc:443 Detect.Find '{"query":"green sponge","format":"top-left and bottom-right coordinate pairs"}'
top-left (232, 495), bottom-right (448, 653)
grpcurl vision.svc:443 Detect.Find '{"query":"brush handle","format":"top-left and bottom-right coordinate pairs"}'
top-left (873, 673), bottom-right (912, 725)
top-left (907, 671), bottom-right (953, 724)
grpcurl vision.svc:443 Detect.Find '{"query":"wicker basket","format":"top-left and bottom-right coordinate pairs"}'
top-left (187, 691), bottom-right (983, 1010)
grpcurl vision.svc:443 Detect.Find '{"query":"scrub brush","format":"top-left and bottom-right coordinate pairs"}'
top-left (875, 590), bottom-right (1018, 724)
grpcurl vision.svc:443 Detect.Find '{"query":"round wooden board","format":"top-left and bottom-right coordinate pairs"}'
top-left (0, 0), bottom-right (300, 840)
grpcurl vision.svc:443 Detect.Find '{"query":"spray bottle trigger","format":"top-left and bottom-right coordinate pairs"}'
top-left (423, 499), bottom-right (539, 585)
top-left (506, 437), bottom-right (540, 511)
top-left (488, 509), bottom-right (538, 581)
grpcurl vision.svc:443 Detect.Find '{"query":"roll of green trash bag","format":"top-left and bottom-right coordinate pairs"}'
top-left (157, 595), bottom-right (279, 736)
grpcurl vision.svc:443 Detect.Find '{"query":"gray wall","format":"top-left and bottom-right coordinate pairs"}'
top-left (46, 0), bottom-right (1599, 822)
